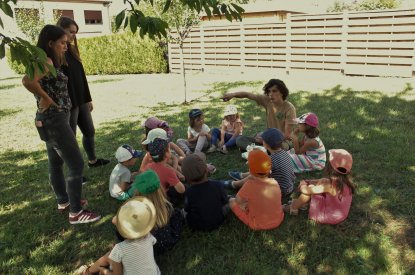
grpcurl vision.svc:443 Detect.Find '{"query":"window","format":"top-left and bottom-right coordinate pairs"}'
top-left (84, 10), bottom-right (102, 25)
top-left (54, 9), bottom-right (74, 20)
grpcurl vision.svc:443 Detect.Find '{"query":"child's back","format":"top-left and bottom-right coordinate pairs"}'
top-left (109, 234), bottom-right (160, 275)
top-left (185, 179), bottom-right (228, 231)
top-left (309, 179), bottom-right (352, 224)
top-left (233, 177), bottom-right (284, 230)
top-left (270, 149), bottom-right (295, 197)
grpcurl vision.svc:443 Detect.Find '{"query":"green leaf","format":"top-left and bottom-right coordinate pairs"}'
top-left (231, 3), bottom-right (245, 14)
top-left (203, 3), bottom-right (212, 18)
top-left (162, 0), bottom-right (172, 13)
top-left (0, 43), bottom-right (5, 59)
top-left (1, 2), bottom-right (14, 18)
top-left (130, 13), bottom-right (139, 34)
top-left (115, 10), bottom-right (126, 30)
top-left (123, 16), bottom-right (129, 29)
top-left (27, 63), bottom-right (35, 80)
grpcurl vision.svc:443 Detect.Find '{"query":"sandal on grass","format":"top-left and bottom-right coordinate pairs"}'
top-left (74, 264), bottom-right (91, 275)
top-left (283, 204), bottom-right (299, 216)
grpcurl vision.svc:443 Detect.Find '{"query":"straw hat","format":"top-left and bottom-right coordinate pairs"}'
top-left (116, 196), bottom-right (156, 239)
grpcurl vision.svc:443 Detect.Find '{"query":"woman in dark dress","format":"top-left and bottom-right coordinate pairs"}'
top-left (57, 17), bottom-right (109, 168)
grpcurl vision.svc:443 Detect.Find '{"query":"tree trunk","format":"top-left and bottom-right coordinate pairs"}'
top-left (179, 44), bottom-right (187, 103)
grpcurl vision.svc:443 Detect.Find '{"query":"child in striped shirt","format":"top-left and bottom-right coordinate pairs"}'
top-left (288, 113), bottom-right (326, 173)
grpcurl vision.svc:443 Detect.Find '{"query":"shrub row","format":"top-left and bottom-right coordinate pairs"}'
top-left (7, 32), bottom-right (168, 75)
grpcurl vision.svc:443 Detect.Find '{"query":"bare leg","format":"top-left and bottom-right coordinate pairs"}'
top-left (290, 193), bottom-right (311, 210)
top-left (232, 177), bottom-right (249, 188)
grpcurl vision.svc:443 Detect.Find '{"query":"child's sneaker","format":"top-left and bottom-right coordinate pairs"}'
top-left (222, 180), bottom-right (235, 189)
top-left (228, 171), bottom-right (242, 181)
top-left (207, 145), bottom-right (217, 153)
top-left (69, 209), bottom-right (101, 224)
top-left (58, 199), bottom-right (88, 213)
top-left (219, 146), bottom-right (228, 154)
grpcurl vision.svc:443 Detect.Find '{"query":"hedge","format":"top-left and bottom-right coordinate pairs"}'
top-left (6, 32), bottom-right (168, 75)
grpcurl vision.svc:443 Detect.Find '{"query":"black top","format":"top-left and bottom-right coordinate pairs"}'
top-left (184, 180), bottom-right (229, 231)
top-left (37, 68), bottom-right (71, 113)
top-left (62, 50), bottom-right (92, 108)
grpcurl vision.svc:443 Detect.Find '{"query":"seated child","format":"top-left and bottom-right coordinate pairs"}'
top-left (229, 149), bottom-right (284, 230)
top-left (127, 169), bottom-right (184, 255)
top-left (140, 128), bottom-right (186, 181)
top-left (181, 152), bottom-right (230, 231)
top-left (284, 149), bottom-right (356, 225)
top-left (144, 138), bottom-right (186, 206)
top-left (76, 197), bottom-right (160, 275)
top-left (177, 109), bottom-right (211, 154)
top-left (109, 144), bottom-right (141, 201)
top-left (143, 116), bottom-right (174, 141)
top-left (226, 128), bottom-right (295, 202)
top-left (208, 104), bottom-right (244, 154)
top-left (288, 112), bottom-right (326, 173)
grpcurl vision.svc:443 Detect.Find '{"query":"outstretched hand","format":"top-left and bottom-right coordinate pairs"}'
top-left (221, 93), bottom-right (233, 102)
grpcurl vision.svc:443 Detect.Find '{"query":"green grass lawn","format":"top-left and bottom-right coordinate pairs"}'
top-left (0, 79), bottom-right (414, 274)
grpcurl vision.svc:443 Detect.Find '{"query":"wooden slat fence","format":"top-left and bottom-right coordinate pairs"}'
top-left (168, 9), bottom-right (415, 77)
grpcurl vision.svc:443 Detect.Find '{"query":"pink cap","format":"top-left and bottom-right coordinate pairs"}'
top-left (329, 149), bottom-right (353, 174)
top-left (143, 117), bottom-right (163, 129)
top-left (295, 112), bottom-right (319, 127)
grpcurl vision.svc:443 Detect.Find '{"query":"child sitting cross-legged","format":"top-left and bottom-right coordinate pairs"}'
top-left (109, 144), bottom-right (142, 201)
top-left (226, 128), bottom-right (295, 203)
top-left (229, 149), bottom-right (284, 230)
top-left (76, 196), bottom-right (160, 275)
top-left (181, 152), bottom-right (230, 231)
top-left (283, 149), bottom-right (356, 224)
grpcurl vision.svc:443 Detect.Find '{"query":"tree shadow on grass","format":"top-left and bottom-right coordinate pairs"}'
top-left (0, 83), bottom-right (414, 273)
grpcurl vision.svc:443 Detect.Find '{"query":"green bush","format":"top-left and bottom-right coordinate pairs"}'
top-left (78, 32), bottom-right (167, 74)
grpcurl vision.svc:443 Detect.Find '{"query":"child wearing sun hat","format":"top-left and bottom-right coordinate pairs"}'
top-left (229, 149), bottom-right (284, 230)
top-left (76, 196), bottom-right (160, 274)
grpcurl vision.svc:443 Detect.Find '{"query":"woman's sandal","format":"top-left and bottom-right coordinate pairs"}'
top-left (283, 204), bottom-right (299, 216)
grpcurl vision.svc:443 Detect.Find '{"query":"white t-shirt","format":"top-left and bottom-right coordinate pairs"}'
top-left (109, 163), bottom-right (131, 198)
top-left (109, 234), bottom-right (160, 275)
top-left (188, 124), bottom-right (210, 138)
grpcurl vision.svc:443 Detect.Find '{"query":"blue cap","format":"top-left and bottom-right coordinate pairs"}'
top-left (189, 109), bottom-right (203, 118)
top-left (261, 128), bottom-right (284, 148)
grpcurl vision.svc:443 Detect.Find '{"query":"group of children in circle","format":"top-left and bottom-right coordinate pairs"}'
top-left (78, 80), bottom-right (356, 274)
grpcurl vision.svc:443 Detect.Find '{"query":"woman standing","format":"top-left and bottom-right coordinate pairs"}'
top-left (56, 17), bottom-right (109, 168)
top-left (22, 25), bottom-right (100, 224)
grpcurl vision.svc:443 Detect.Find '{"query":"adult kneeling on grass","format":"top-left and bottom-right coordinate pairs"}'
top-left (221, 79), bottom-right (296, 151)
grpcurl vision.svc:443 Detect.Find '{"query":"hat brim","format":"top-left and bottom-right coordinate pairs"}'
top-left (116, 197), bottom-right (157, 239)
top-left (142, 139), bottom-right (151, 145)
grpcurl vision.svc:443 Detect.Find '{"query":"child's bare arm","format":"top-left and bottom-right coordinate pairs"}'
top-left (119, 181), bottom-right (131, 191)
top-left (187, 132), bottom-right (198, 143)
top-left (234, 194), bottom-right (248, 210)
top-left (108, 258), bottom-right (123, 275)
top-left (174, 182), bottom-right (186, 193)
top-left (170, 142), bottom-right (185, 157)
top-left (299, 178), bottom-right (332, 195)
top-left (139, 153), bottom-right (151, 173)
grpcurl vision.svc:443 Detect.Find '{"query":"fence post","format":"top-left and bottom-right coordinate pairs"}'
top-left (200, 26), bottom-right (205, 72)
top-left (240, 21), bottom-right (246, 73)
top-left (285, 13), bottom-right (291, 74)
top-left (340, 11), bottom-right (349, 75)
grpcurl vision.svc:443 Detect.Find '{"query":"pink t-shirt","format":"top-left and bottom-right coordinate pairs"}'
top-left (309, 182), bottom-right (352, 224)
top-left (221, 118), bottom-right (243, 135)
top-left (144, 162), bottom-right (179, 191)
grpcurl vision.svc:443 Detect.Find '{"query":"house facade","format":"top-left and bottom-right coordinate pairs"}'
top-left (6, 0), bottom-right (113, 38)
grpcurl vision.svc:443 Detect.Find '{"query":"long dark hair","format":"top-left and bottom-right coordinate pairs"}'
top-left (324, 163), bottom-right (356, 196)
top-left (37, 25), bottom-right (67, 68)
top-left (56, 16), bottom-right (81, 62)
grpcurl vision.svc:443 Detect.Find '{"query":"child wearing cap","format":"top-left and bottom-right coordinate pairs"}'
top-left (143, 116), bottom-right (174, 141)
top-left (140, 128), bottom-right (186, 181)
top-left (109, 144), bottom-right (142, 201)
top-left (177, 109), bottom-right (211, 154)
top-left (288, 112), bottom-right (326, 173)
top-left (229, 150), bottom-right (284, 230)
top-left (208, 104), bottom-right (244, 154)
top-left (76, 197), bottom-right (160, 275)
top-left (227, 128), bottom-right (295, 203)
top-left (181, 152), bottom-right (230, 231)
top-left (284, 149), bottom-right (356, 224)
top-left (144, 138), bottom-right (186, 206)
